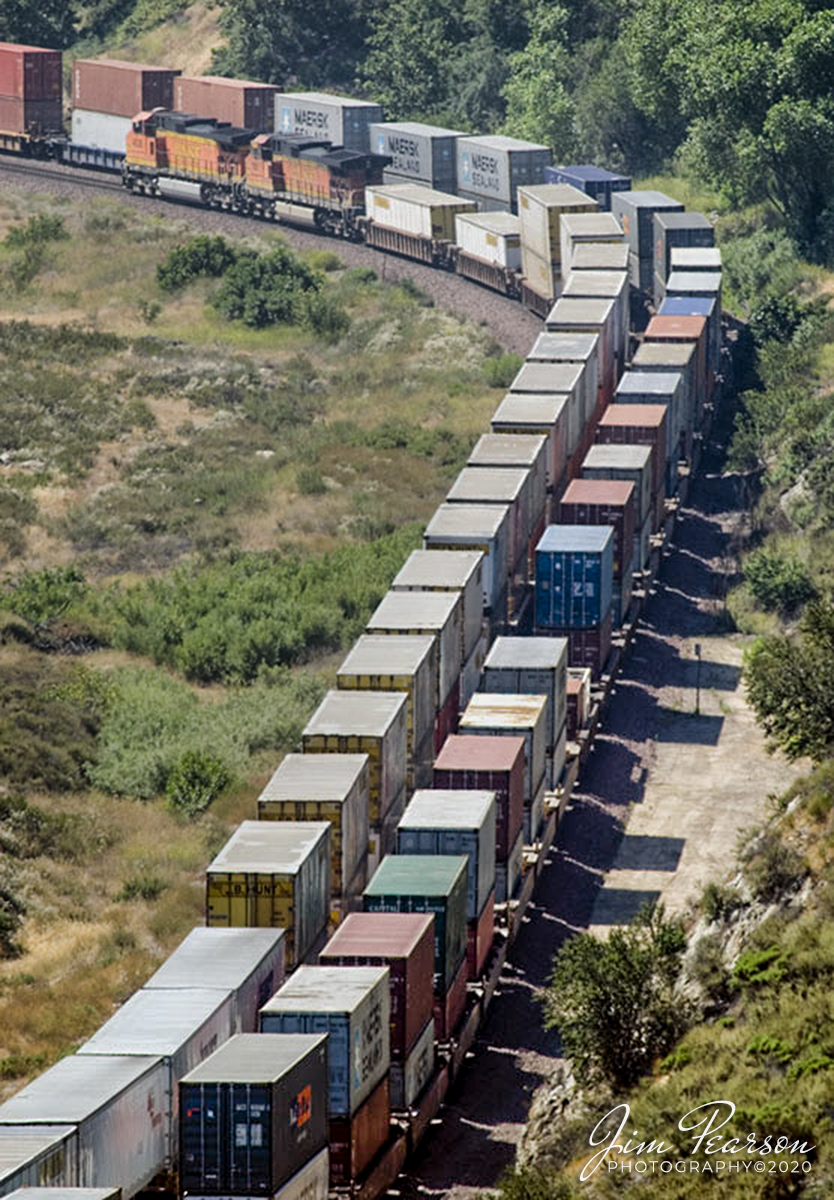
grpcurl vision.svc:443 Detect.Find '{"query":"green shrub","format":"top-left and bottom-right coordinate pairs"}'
top-left (117, 873), bottom-right (167, 901)
top-left (166, 751), bottom-right (230, 818)
top-left (690, 933), bottom-right (731, 1002)
top-left (732, 944), bottom-right (790, 988)
top-left (156, 235), bottom-right (238, 291)
top-left (498, 1167), bottom-right (576, 1200)
top-left (744, 549), bottom-right (816, 614)
top-left (296, 466), bottom-right (327, 495)
top-left (701, 881), bottom-right (743, 922)
top-left (307, 249), bottom-right (343, 272)
top-left (5, 214), bottom-right (69, 248)
top-left (0, 866), bottom-right (25, 959)
top-left (397, 276), bottom-right (433, 306)
top-left (744, 830), bottom-right (808, 901)
top-left (213, 246), bottom-right (321, 328)
top-left (3, 565), bottom-right (87, 626)
top-left (747, 1033), bottom-right (794, 1063)
top-left (483, 351), bottom-right (523, 388)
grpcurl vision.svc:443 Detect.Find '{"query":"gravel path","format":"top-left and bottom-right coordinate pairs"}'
top-left (0, 158), bottom-right (541, 354)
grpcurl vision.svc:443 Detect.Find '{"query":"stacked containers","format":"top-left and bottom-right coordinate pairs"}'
top-left (509, 361), bottom-right (587, 468)
top-left (274, 92), bottom-right (383, 151)
top-left (459, 695), bottom-right (548, 843)
top-left (458, 135), bottom-right (552, 214)
top-left (301, 691), bottom-right (408, 865)
top-left (566, 667), bottom-right (592, 740)
top-left (570, 241), bottom-right (629, 273)
top-left (670, 246), bottom-right (722, 273)
top-left (396, 790), bottom-right (496, 979)
top-left (364, 184), bottom-right (476, 242)
top-left (615, 370), bottom-right (683, 501)
top-left (559, 480), bottom-right (637, 625)
top-left (534, 525), bottom-right (614, 678)
top-left (517, 183), bottom-right (596, 300)
top-left (519, 340), bottom-right (599, 462)
top-left (433, 734), bottom-right (525, 904)
top-left (581, 444), bottom-right (654, 570)
top-left (363, 857), bottom-right (468, 1040)
top-left (371, 121), bottom-right (463, 190)
top-left (611, 191), bottom-right (684, 294)
top-left (0, 43), bottom-right (62, 137)
top-left (596, 404), bottom-right (669, 518)
top-left (71, 60), bottom-right (180, 153)
top-left (562, 271), bottom-right (630, 383)
top-left (631, 341), bottom-right (697, 463)
top-left (491, 394), bottom-right (570, 500)
top-left (445, 466), bottom-right (532, 599)
top-left (559, 212), bottom-right (625, 278)
top-left (319, 913), bottom-right (435, 1110)
top-left (644, 314), bottom-right (709, 415)
top-left (423, 504), bottom-right (511, 625)
top-left (259, 968), bottom-right (390, 1185)
top-left (179, 1034), bottom-right (328, 1200)
top-left (173, 76), bottom-right (278, 132)
top-left (336, 637), bottom-right (436, 790)
top-left (653, 211), bottom-right (715, 303)
top-left (482, 637), bottom-right (568, 792)
top-left (0, 1127), bottom-right (78, 1194)
top-left (545, 297), bottom-right (618, 411)
top-left (660, 289), bottom-right (722, 392)
top-left (467, 434), bottom-right (549, 570)
top-left (454, 211), bottom-right (522, 271)
top-left (545, 165), bottom-right (632, 210)
top-left (257, 754), bottom-right (370, 913)
top-left (205, 822), bottom-right (330, 967)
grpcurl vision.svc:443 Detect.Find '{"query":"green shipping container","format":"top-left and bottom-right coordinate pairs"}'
top-left (362, 856), bottom-right (467, 994)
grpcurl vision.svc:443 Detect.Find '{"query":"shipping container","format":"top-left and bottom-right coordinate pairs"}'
top-left (260, 967), bottom-right (390, 1118)
top-left (459, 694), bottom-right (548, 804)
top-left (273, 1149), bottom-right (329, 1200)
top-left (467, 435), bottom-right (548, 549)
top-left (545, 164), bottom-right (631, 210)
top-left (365, 184), bottom-right (475, 241)
top-left (390, 549), bottom-right (484, 663)
top-left (179, 1033), bottom-right (327, 1199)
top-left (70, 110), bottom-right (130, 154)
top-left (433, 734), bottom-right (524, 866)
top-left (455, 211), bottom-right (521, 270)
top-left (544, 297), bottom-right (617, 405)
top-left (4, 1191), bottom-right (118, 1200)
top-left (495, 828), bottom-right (524, 904)
top-left (657, 297), bottom-right (719, 380)
top-left (327, 1076), bottom-right (389, 1185)
top-left (570, 241), bottom-right (629, 273)
top-left (275, 92), bottom-right (383, 151)
top-left (596, 403), bottom-right (669, 504)
top-left (559, 211), bottom-right (624, 277)
top-left (458, 136), bottom-right (552, 211)
top-left (536, 613), bottom-right (613, 679)
top-left (581, 443), bottom-right (653, 530)
top-left (319, 912), bottom-right (434, 1061)
top-left (0, 95), bottom-right (61, 135)
top-left (644, 314), bottom-right (708, 409)
top-left (388, 1016), bottom-right (434, 1110)
top-left (446, 466), bottom-right (531, 579)
top-left (559, 478), bottom-right (636, 580)
top-left (257, 754), bottom-right (369, 902)
top-left (72, 59), bottom-right (179, 118)
top-left (482, 636), bottom-right (567, 750)
top-left (490, 393), bottom-right (569, 493)
top-left (653, 210), bottom-right (714, 286)
top-left (534, 525), bottom-right (614, 631)
top-left (614, 371), bottom-right (682, 468)
top-left (366, 591), bottom-right (462, 712)
top-left (526, 332), bottom-right (600, 436)
top-left (423, 504), bottom-right (510, 620)
top-left (0, 1056), bottom-right (168, 1198)
top-left (433, 951), bottom-right (469, 1040)
top-left (611, 191), bottom-right (684, 269)
top-left (370, 121), bottom-right (463, 189)
top-left (669, 246), bottom-right (722, 273)
top-left (562, 270), bottom-right (629, 373)
top-left (509, 361), bottom-right (586, 461)
top-left (363, 856), bottom-right (467, 995)
top-left (206, 822), bottom-right (330, 967)
top-left (173, 76), bottom-right (278, 133)
top-left (144, 927), bottom-right (286, 1034)
top-left (397, 790), bottom-right (496, 920)
top-left (519, 244), bottom-right (561, 302)
top-left (302, 691), bottom-right (408, 828)
top-left (612, 552), bottom-right (635, 625)
top-left (566, 668), bottom-right (591, 739)
top-left (630, 342), bottom-right (696, 462)
top-left (460, 627), bottom-right (488, 711)
top-left (0, 1128), bottom-right (77, 1197)
top-left (0, 43), bottom-right (61, 100)
top-left (517, 183), bottom-right (596, 260)
top-left (467, 889), bottom-right (495, 979)
top-left (665, 270), bottom-right (722, 301)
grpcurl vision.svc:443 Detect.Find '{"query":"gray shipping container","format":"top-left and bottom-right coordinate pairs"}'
top-left (4, 1190), bottom-right (118, 1200)
top-left (396, 790), bottom-right (496, 919)
top-left (0, 1128), bottom-right (78, 1197)
top-left (0, 1056), bottom-right (168, 1198)
top-left (571, 241), bottom-right (629, 272)
top-left (653, 210), bottom-right (714, 284)
top-left (611, 191), bottom-right (684, 264)
top-left (526, 332), bottom-right (601, 433)
top-left (482, 636), bottom-right (568, 749)
top-left (459, 694), bottom-right (548, 804)
top-left (615, 371), bottom-right (683, 466)
top-left (631, 341), bottom-right (696, 441)
top-left (562, 271), bottom-right (629, 373)
top-left (144, 927), bottom-right (286, 1034)
top-left (371, 121), bottom-right (463, 188)
top-left (70, 110), bottom-right (130, 155)
top-left (366, 590), bottom-right (463, 711)
top-left (275, 92), bottom-right (383, 151)
top-left (669, 246), bottom-right (722, 272)
top-left (467, 434), bottom-right (548, 542)
top-left (390, 549), bottom-right (484, 663)
top-left (259, 967), bottom-right (390, 1118)
top-left (446, 466), bottom-right (532, 577)
top-left (581, 444), bottom-right (653, 530)
top-left (509, 360), bottom-right (586, 460)
top-left (423, 504), bottom-right (510, 618)
top-left (491, 393), bottom-right (570, 490)
top-left (458, 135), bottom-right (551, 209)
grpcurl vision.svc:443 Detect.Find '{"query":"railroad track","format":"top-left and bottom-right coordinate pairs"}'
top-left (0, 155), bottom-right (125, 194)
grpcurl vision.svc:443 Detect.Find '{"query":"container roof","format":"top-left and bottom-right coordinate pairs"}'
top-left (536, 524), bottom-right (613, 554)
top-left (546, 297), bottom-right (615, 324)
top-left (583, 444), bottom-right (652, 468)
top-left (145, 927), bottom-right (285, 990)
top-left (666, 271), bottom-right (722, 292)
top-left (371, 120), bottom-right (465, 137)
top-left (447, 466), bottom-right (529, 504)
top-left (614, 190), bottom-right (683, 207)
top-left (259, 753), bottom-right (368, 803)
top-left (645, 315), bottom-right (707, 337)
top-left (77, 57), bottom-right (179, 73)
top-left (392, 549), bottom-right (483, 589)
top-left (598, 403), bottom-right (666, 427)
top-left (304, 690), bottom-right (407, 737)
top-left (632, 342), bottom-right (694, 364)
top-left (434, 733), bottom-right (525, 771)
top-left (571, 243), bottom-right (629, 269)
top-left (0, 1129), bottom-right (77, 1182)
top-left (277, 91), bottom-right (381, 108)
top-left (654, 210), bottom-right (713, 230)
top-left (181, 1032), bottom-right (326, 1084)
top-left (207, 820), bottom-right (329, 874)
top-left (563, 272), bottom-right (628, 298)
top-left (555, 164), bottom-right (630, 183)
top-left (528, 332), bottom-right (599, 362)
top-left (463, 133), bottom-right (550, 153)
top-left (455, 211), bottom-right (520, 235)
top-left (400, 789), bottom-right (495, 829)
top-left (5, 1190), bottom-right (119, 1200)
top-left (560, 212), bottom-right (623, 235)
top-left (658, 297), bottom-right (716, 317)
top-left (518, 183), bottom-right (595, 205)
top-left (492, 394), bottom-right (569, 426)
top-left (369, 183), bottom-right (468, 206)
top-left (261, 965), bottom-right (389, 1015)
top-left (367, 590), bottom-right (460, 631)
top-left (461, 693), bottom-right (548, 729)
top-left (180, 74), bottom-right (276, 89)
top-left (424, 503), bottom-right (509, 540)
top-left (616, 371), bottom-right (681, 396)
top-left (510, 361), bottom-right (584, 394)
top-left (670, 247), bottom-right (722, 267)
top-left (339, 634), bottom-right (435, 677)
top-left (561, 478), bottom-right (636, 505)
top-left (320, 911), bottom-right (434, 959)
top-left (468, 433), bottom-right (546, 469)
top-left (80, 988), bottom-right (232, 1059)
top-left (364, 855), bottom-right (467, 896)
top-left (484, 635), bottom-right (568, 669)
top-left (0, 1055), bottom-right (163, 1124)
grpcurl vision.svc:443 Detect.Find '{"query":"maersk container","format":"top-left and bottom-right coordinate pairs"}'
top-left (545, 165), bottom-right (631, 210)
top-left (571, 241), bottom-right (629, 272)
top-left (526, 332), bottom-right (600, 434)
top-left (144, 927), bottom-right (286, 1034)
top-left (366, 591), bottom-right (462, 712)
top-left (365, 184), bottom-right (476, 242)
top-left (206, 822), bottom-right (331, 967)
top-left (260, 967), bottom-right (390, 1119)
top-left (509, 361), bottom-right (585, 460)
top-left (653, 210), bottom-right (714, 283)
top-left (258, 754), bottom-right (370, 901)
top-left (559, 211), bottom-right (624, 277)
top-left (72, 59), bottom-right (179, 118)
top-left (611, 191), bottom-right (684, 266)
top-left (173, 76), bottom-right (278, 133)
top-left (397, 790), bottom-right (496, 920)
top-left (559, 479), bottom-right (636, 582)
top-left (482, 636), bottom-right (568, 750)
top-left (433, 734), bottom-right (525, 866)
top-left (455, 211), bottom-right (521, 270)
top-left (545, 297), bottom-right (617, 405)
top-left (319, 912), bottom-right (435, 1061)
top-left (390, 549), bottom-right (484, 663)
top-left (517, 183), bottom-right (596, 261)
top-left (179, 1033), bottom-right (328, 1199)
top-left (70, 110), bottom-right (131, 155)
top-left (302, 691), bottom-right (408, 828)
top-left (363, 856), bottom-right (467, 994)
top-left (423, 504), bottom-right (510, 619)
top-left (490, 393), bottom-right (569, 491)
top-left (562, 271), bottom-right (629, 372)
top-left (370, 121), bottom-right (463, 189)
top-left (446, 466), bottom-right (531, 577)
top-left (459, 694), bottom-right (548, 805)
top-left (615, 371), bottom-right (682, 467)
top-left (459, 136), bottom-right (552, 212)
top-left (669, 246), bottom-right (722, 273)
top-left (581, 444), bottom-right (653, 530)
top-left (275, 92), bottom-right (383, 151)
top-left (534, 525), bottom-right (614, 631)
top-left (631, 342), bottom-right (697, 452)
top-left (0, 1055), bottom-right (168, 1198)
top-left (0, 1127), bottom-right (78, 1196)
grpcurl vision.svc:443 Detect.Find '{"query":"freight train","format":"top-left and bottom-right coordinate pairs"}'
top-left (0, 37), bottom-right (725, 1200)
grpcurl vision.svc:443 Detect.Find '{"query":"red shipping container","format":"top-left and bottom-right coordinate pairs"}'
top-left (596, 403), bottom-right (668, 500)
top-left (328, 1075), bottom-right (391, 1185)
top-left (174, 75), bottom-right (278, 132)
top-left (466, 889), bottom-right (495, 980)
top-left (536, 613), bottom-right (613, 679)
top-left (433, 734), bottom-right (525, 862)
top-left (433, 951), bottom-right (468, 1040)
top-left (0, 95), bottom-right (62, 135)
top-left (72, 59), bottom-right (180, 118)
top-left (644, 315), bottom-right (708, 415)
top-left (559, 478), bottom-right (636, 580)
top-left (0, 43), bottom-right (61, 101)
top-left (433, 677), bottom-right (460, 756)
top-left (319, 912), bottom-right (435, 1061)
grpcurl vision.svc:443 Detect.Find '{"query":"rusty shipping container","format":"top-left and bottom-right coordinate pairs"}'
top-left (72, 59), bottom-right (180, 117)
top-left (559, 479), bottom-right (636, 581)
top-left (0, 96), bottom-right (61, 134)
top-left (327, 1076), bottom-right (390, 1185)
top-left (536, 613), bottom-right (613, 679)
top-left (581, 443), bottom-right (653, 530)
top-left (459, 694), bottom-right (548, 807)
top-left (433, 733), bottom-right (525, 866)
top-left (174, 75), bottom-right (278, 132)
top-left (0, 42), bottom-right (61, 100)
top-left (596, 403), bottom-right (668, 501)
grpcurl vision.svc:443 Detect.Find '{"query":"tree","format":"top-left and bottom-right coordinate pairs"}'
top-left (0, 0), bottom-right (77, 48)
top-left (360, 0), bottom-right (462, 121)
top-left (544, 903), bottom-right (690, 1090)
top-left (501, 4), bottom-right (576, 159)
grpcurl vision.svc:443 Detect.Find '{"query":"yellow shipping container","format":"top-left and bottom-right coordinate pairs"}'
top-left (518, 184), bottom-right (598, 265)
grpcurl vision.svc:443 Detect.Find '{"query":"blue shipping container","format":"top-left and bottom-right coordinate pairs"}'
top-left (535, 525), bottom-right (614, 629)
top-left (659, 296), bottom-right (720, 375)
top-left (546, 164), bottom-right (631, 211)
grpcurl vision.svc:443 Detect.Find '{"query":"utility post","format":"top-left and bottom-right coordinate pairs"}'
top-left (695, 642), bottom-right (702, 715)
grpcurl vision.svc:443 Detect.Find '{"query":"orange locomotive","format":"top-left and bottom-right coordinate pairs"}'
top-left (124, 109), bottom-right (390, 236)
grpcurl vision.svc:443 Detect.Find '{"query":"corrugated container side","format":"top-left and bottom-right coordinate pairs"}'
top-left (371, 122), bottom-right (463, 187)
top-left (173, 76), bottom-right (278, 132)
top-left (327, 1076), bottom-right (390, 1185)
top-left (389, 1015), bottom-right (435, 1109)
top-left (581, 445), bottom-right (653, 529)
top-left (72, 60), bottom-right (179, 118)
top-left (596, 404), bottom-right (669, 500)
top-left (460, 139), bottom-right (552, 209)
top-left (458, 696), bottom-right (548, 804)
top-left (559, 480), bottom-right (636, 581)
top-left (495, 828), bottom-right (523, 904)
top-left (517, 183), bottom-right (597, 262)
top-left (482, 637), bottom-right (568, 749)
top-left (365, 593), bottom-right (462, 712)
top-left (275, 93), bottom-right (383, 151)
top-left (0, 45), bottom-right (62, 100)
top-left (432, 734), bottom-right (525, 863)
top-left (534, 527), bottom-right (614, 630)
top-left (0, 1127), bottom-right (78, 1195)
top-left (491, 394), bottom-right (569, 490)
top-left (520, 243), bottom-right (561, 302)
top-left (535, 613), bottom-right (614, 679)
top-left (275, 1148), bottom-right (329, 1200)
top-left (70, 110), bottom-right (131, 154)
top-left (390, 550), bottom-right (484, 664)
top-left (422, 505), bottom-right (510, 618)
top-left (366, 185), bottom-right (476, 241)
top-left (467, 888), bottom-right (495, 979)
top-left (0, 96), bottom-right (62, 135)
top-left (396, 791), bottom-right (496, 919)
top-left (455, 212), bottom-right (522, 270)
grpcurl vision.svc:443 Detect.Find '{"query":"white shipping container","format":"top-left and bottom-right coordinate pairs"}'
top-left (366, 591), bottom-right (462, 711)
top-left (423, 505), bottom-right (511, 618)
top-left (518, 183), bottom-right (597, 263)
top-left (467, 434), bottom-right (548, 544)
top-left (509, 361), bottom-right (586, 460)
top-left (446, 466), bottom-right (531, 577)
top-left (669, 246), bottom-right (722, 272)
top-left (460, 627), bottom-right (488, 710)
top-left (275, 92), bottom-right (383, 150)
top-left (391, 549), bottom-right (484, 663)
top-left (389, 1017), bottom-right (435, 1110)
top-left (559, 211), bottom-right (625, 279)
top-left (545, 297), bottom-right (617, 400)
top-left (581, 444), bottom-right (653, 529)
top-left (526, 332), bottom-right (600, 434)
top-left (365, 184), bottom-right (475, 241)
top-left (490, 393), bottom-right (570, 490)
top-left (563, 271), bottom-right (629, 370)
top-left (482, 636), bottom-right (568, 749)
top-left (397, 789), bottom-right (497, 919)
top-left (459, 694), bottom-right (548, 804)
top-left (274, 1148), bottom-right (330, 1200)
top-left (4, 1190), bottom-right (118, 1200)
top-left (0, 1128), bottom-right (78, 1197)
top-left (455, 211), bottom-right (521, 270)
top-left (495, 829), bottom-right (523, 904)
top-left (70, 109), bottom-right (130, 154)
top-left (571, 241), bottom-right (629, 272)
top-left (0, 1056), bottom-right (168, 1198)
top-left (520, 243), bottom-right (561, 302)
top-left (525, 775), bottom-right (546, 843)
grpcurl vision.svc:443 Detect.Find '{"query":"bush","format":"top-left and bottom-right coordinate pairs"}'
top-left (3, 565), bottom-right (87, 626)
top-left (732, 944), bottom-right (790, 988)
top-left (0, 866), bottom-right (25, 958)
top-left (744, 549), bottom-right (816, 614)
top-left (296, 466), bottom-right (327, 495)
top-left (743, 830), bottom-right (807, 901)
top-left (483, 352), bottom-right (523, 388)
top-left (166, 751), bottom-right (230, 818)
top-left (118, 872), bottom-right (167, 901)
top-left (156, 235), bottom-right (239, 291)
top-left (701, 881), bottom-right (743, 922)
top-left (213, 246), bottom-right (322, 328)
top-left (397, 276), bottom-right (433, 306)
top-left (690, 933), bottom-right (731, 1003)
top-left (5, 214), bottom-right (69, 248)
top-left (307, 249), bottom-right (343, 272)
